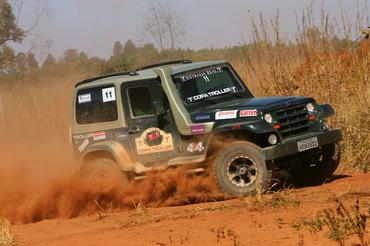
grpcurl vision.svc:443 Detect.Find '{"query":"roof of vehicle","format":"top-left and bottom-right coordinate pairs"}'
top-left (75, 60), bottom-right (226, 89)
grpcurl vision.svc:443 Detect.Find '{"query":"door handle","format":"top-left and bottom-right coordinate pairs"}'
top-left (128, 126), bottom-right (140, 134)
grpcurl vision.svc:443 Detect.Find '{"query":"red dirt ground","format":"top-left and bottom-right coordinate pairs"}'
top-left (14, 172), bottom-right (370, 246)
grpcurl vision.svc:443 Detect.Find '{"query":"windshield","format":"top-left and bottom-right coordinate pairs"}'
top-left (173, 65), bottom-right (251, 109)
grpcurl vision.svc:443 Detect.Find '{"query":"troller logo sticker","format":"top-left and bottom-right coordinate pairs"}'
top-left (215, 110), bottom-right (238, 120)
top-left (135, 127), bottom-right (174, 155)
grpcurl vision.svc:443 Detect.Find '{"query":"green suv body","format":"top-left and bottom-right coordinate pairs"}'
top-left (72, 60), bottom-right (342, 196)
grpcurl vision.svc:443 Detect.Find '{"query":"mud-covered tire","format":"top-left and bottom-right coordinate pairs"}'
top-left (80, 157), bottom-right (129, 188)
top-left (212, 141), bottom-right (271, 196)
top-left (292, 142), bottom-right (341, 186)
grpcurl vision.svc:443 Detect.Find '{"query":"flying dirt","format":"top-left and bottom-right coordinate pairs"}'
top-left (0, 67), bottom-right (368, 246)
top-left (0, 166), bottom-right (226, 224)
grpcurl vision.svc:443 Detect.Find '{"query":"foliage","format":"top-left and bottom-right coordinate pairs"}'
top-left (0, 2), bottom-right (368, 171)
top-left (0, 0), bottom-right (24, 46)
top-left (300, 199), bottom-right (369, 246)
top-left (0, 217), bottom-right (16, 246)
top-left (0, 0), bottom-right (24, 72)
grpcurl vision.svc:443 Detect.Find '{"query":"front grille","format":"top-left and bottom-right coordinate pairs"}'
top-left (273, 104), bottom-right (311, 139)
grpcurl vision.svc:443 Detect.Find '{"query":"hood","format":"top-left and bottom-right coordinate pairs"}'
top-left (190, 96), bottom-right (314, 122)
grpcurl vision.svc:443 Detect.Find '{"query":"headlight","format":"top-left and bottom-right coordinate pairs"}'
top-left (264, 113), bottom-right (273, 124)
top-left (268, 134), bottom-right (278, 145)
top-left (306, 102), bottom-right (315, 113)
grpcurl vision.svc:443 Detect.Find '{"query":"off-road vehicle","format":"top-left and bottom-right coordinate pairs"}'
top-left (71, 60), bottom-right (342, 196)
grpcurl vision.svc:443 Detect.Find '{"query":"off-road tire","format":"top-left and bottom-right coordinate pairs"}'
top-left (80, 157), bottom-right (129, 188)
top-left (292, 142), bottom-right (341, 187)
top-left (212, 141), bottom-right (271, 196)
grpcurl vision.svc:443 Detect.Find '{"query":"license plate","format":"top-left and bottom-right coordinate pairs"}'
top-left (297, 137), bottom-right (318, 152)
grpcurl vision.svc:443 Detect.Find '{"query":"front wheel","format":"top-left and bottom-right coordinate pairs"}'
top-left (212, 141), bottom-right (272, 196)
top-left (291, 142), bottom-right (341, 186)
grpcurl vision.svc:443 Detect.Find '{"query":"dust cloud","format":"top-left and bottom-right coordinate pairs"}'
top-left (0, 166), bottom-right (225, 224)
top-left (0, 74), bottom-right (225, 224)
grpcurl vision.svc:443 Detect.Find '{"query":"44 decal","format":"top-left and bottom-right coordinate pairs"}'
top-left (187, 142), bottom-right (205, 153)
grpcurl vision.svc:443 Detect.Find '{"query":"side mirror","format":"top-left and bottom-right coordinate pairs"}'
top-left (152, 100), bottom-right (165, 115)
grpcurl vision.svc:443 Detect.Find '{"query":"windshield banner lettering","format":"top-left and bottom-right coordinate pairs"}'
top-left (180, 67), bottom-right (223, 82)
top-left (187, 86), bottom-right (237, 103)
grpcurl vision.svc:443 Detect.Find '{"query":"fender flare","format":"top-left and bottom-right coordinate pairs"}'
top-left (205, 121), bottom-right (276, 154)
top-left (81, 141), bottom-right (135, 171)
top-left (319, 104), bottom-right (335, 118)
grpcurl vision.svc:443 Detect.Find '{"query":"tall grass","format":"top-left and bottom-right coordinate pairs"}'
top-left (0, 3), bottom-right (368, 173)
top-left (0, 218), bottom-right (16, 246)
top-left (232, 5), bottom-right (370, 172)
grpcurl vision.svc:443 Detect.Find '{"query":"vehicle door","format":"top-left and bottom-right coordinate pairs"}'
top-left (121, 78), bottom-right (181, 164)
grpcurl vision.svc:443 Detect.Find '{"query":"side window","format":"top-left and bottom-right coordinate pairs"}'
top-left (128, 84), bottom-right (168, 118)
top-left (75, 85), bottom-right (118, 124)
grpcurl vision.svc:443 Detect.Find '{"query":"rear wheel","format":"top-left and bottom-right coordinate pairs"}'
top-left (80, 156), bottom-right (129, 188)
top-left (291, 143), bottom-right (341, 186)
top-left (212, 141), bottom-right (271, 196)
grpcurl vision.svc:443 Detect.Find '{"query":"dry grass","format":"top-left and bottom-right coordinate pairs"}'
top-left (232, 4), bottom-right (370, 172)
top-left (246, 190), bottom-right (300, 211)
top-left (210, 226), bottom-right (241, 246)
top-left (0, 3), bottom-right (368, 175)
top-left (293, 199), bottom-right (369, 246)
top-left (0, 218), bottom-right (16, 246)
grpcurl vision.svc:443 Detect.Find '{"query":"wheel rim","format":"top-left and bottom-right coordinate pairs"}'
top-left (226, 156), bottom-right (257, 188)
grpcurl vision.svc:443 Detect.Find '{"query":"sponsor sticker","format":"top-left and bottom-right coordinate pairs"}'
top-left (135, 128), bottom-right (174, 155)
top-left (215, 110), bottom-right (238, 120)
top-left (78, 93), bottom-right (91, 104)
top-left (93, 131), bottom-right (106, 141)
top-left (73, 133), bottom-right (93, 140)
top-left (102, 87), bottom-right (116, 102)
top-left (195, 114), bottom-right (211, 121)
top-left (191, 124), bottom-right (206, 135)
top-left (78, 139), bottom-right (89, 152)
top-left (239, 109), bottom-right (258, 117)
top-left (187, 142), bottom-right (205, 153)
top-left (115, 132), bottom-right (128, 140)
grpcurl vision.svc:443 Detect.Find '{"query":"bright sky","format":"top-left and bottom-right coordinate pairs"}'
top-left (16, 0), bottom-right (370, 60)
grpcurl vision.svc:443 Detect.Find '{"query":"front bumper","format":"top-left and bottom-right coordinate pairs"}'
top-left (262, 129), bottom-right (342, 161)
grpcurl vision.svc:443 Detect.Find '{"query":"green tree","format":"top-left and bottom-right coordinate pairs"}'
top-left (26, 52), bottom-right (38, 70)
top-left (42, 53), bottom-right (56, 69)
top-left (78, 52), bottom-right (88, 65)
top-left (123, 40), bottom-right (137, 56)
top-left (0, 0), bottom-right (24, 72)
top-left (63, 49), bottom-right (79, 64)
top-left (112, 41), bottom-right (124, 57)
top-left (0, 0), bottom-right (24, 46)
top-left (15, 52), bottom-right (27, 73)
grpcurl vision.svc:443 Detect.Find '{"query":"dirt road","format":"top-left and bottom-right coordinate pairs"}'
top-left (14, 172), bottom-right (369, 246)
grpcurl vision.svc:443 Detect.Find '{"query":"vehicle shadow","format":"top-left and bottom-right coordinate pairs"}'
top-left (270, 172), bottom-right (352, 191)
top-left (324, 174), bottom-right (352, 183)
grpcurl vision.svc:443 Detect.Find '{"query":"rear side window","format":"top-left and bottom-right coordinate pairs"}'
top-left (76, 85), bottom-right (118, 124)
top-left (127, 84), bottom-right (168, 118)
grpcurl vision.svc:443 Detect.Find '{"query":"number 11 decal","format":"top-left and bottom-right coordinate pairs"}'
top-left (102, 87), bottom-right (116, 102)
